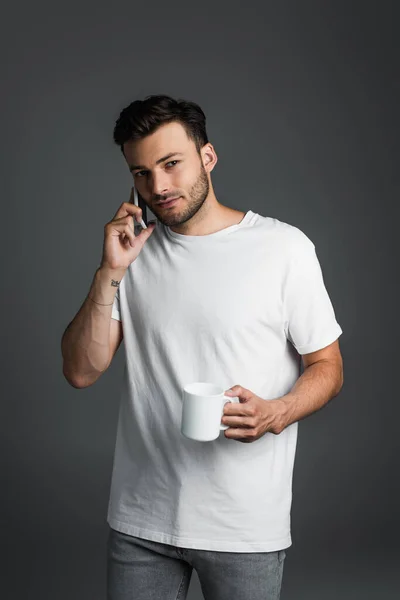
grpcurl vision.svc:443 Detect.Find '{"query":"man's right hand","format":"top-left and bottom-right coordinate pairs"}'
top-left (100, 201), bottom-right (156, 273)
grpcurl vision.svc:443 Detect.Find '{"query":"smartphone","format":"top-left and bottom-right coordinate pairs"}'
top-left (131, 186), bottom-right (156, 233)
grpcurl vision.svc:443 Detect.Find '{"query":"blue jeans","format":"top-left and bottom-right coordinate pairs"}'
top-left (107, 527), bottom-right (286, 599)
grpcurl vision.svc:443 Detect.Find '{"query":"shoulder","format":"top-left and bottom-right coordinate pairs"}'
top-left (253, 213), bottom-right (315, 257)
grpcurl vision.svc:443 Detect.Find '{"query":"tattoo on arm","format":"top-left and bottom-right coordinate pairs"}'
top-left (111, 279), bottom-right (120, 287)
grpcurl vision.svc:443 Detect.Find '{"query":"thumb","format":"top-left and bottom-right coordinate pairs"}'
top-left (225, 385), bottom-right (253, 403)
top-left (135, 222), bottom-right (157, 244)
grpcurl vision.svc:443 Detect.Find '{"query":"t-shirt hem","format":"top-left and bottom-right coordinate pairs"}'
top-left (107, 516), bottom-right (292, 553)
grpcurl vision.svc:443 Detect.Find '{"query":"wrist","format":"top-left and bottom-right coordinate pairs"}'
top-left (277, 393), bottom-right (298, 433)
top-left (273, 395), bottom-right (293, 434)
top-left (90, 267), bottom-right (126, 305)
top-left (97, 265), bottom-right (127, 281)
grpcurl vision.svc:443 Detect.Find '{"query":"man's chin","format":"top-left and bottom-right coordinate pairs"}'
top-left (157, 215), bottom-right (184, 227)
top-left (152, 204), bottom-right (186, 226)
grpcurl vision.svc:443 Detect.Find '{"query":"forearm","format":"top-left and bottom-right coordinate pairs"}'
top-left (277, 360), bottom-right (343, 433)
top-left (61, 266), bottom-right (125, 387)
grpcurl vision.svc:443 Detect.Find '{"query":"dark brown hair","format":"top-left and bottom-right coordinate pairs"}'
top-left (113, 94), bottom-right (209, 157)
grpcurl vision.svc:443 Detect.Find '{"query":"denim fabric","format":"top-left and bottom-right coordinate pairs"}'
top-left (107, 527), bottom-right (286, 600)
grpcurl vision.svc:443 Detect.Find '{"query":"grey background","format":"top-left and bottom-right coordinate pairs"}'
top-left (1, 1), bottom-right (398, 598)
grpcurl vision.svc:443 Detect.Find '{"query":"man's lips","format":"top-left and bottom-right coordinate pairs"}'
top-left (157, 196), bottom-right (181, 206)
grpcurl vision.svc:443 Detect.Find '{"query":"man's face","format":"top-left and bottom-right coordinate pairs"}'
top-left (124, 121), bottom-right (211, 227)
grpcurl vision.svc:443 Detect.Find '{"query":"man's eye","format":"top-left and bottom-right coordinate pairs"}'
top-left (135, 161), bottom-right (179, 178)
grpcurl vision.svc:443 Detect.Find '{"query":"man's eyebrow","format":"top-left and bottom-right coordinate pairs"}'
top-left (129, 152), bottom-right (184, 172)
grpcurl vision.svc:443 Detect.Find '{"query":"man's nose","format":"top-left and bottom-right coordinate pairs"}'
top-left (149, 172), bottom-right (170, 198)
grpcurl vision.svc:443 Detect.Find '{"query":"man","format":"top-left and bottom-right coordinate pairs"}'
top-left (62, 94), bottom-right (343, 599)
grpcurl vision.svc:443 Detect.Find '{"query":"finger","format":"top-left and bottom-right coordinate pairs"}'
top-left (225, 385), bottom-right (253, 402)
top-left (223, 402), bottom-right (255, 416)
top-left (114, 211), bottom-right (142, 232)
top-left (112, 201), bottom-right (143, 222)
top-left (111, 214), bottom-right (139, 247)
top-left (107, 220), bottom-right (136, 243)
top-left (221, 416), bottom-right (254, 428)
top-left (125, 220), bottom-right (155, 247)
top-left (132, 222), bottom-right (156, 246)
top-left (121, 224), bottom-right (135, 247)
top-left (224, 428), bottom-right (256, 441)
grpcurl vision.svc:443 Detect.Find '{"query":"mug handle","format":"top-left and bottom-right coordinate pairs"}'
top-left (220, 395), bottom-right (239, 431)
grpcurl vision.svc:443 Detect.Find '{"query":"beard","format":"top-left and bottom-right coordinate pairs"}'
top-left (151, 163), bottom-right (210, 227)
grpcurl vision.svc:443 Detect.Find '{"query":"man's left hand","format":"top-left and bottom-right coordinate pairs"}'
top-left (223, 385), bottom-right (285, 442)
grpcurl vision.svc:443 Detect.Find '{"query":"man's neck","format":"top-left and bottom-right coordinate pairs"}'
top-left (169, 202), bottom-right (246, 237)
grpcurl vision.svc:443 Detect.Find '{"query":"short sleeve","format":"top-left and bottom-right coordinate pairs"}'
top-left (282, 231), bottom-right (343, 355)
top-left (111, 285), bottom-right (121, 322)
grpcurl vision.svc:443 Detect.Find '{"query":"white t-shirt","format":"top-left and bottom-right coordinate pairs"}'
top-left (106, 210), bottom-right (342, 552)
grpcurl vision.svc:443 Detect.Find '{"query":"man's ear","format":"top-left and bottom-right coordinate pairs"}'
top-left (202, 143), bottom-right (218, 173)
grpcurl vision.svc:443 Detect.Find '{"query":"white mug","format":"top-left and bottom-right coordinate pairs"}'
top-left (181, 382), bottom-right (239, 442)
